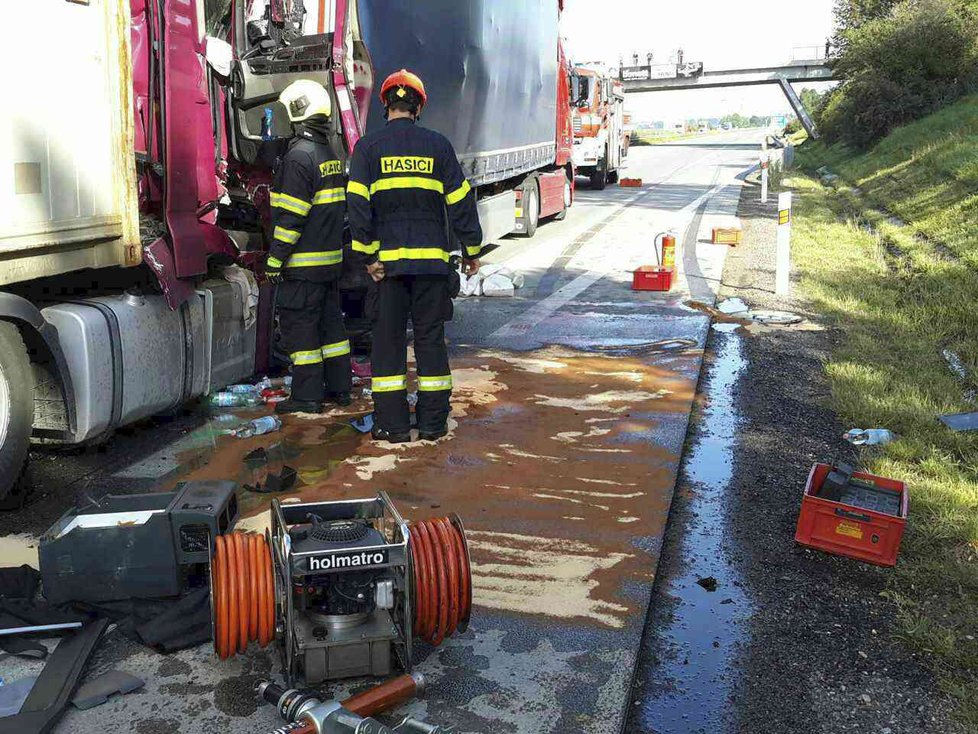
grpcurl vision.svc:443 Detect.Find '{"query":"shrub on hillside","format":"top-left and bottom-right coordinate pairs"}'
top-left (822, 0), bottom-right (978, 148)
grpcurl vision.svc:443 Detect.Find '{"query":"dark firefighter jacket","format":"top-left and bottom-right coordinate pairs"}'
top-left (268, 124), bottom-right (346, 282)
top-left (346, 118), bottom-right (483, 277)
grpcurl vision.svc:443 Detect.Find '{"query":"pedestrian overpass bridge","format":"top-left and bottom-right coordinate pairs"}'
top-left (619, 58), bottom-right (836, 137)
top-left (621, 61), bottom-right (834, 93)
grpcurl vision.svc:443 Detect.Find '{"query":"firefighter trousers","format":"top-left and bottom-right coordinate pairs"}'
top-left (370, 275), bottom-right (453, 434)
top-left (277, 279), bottom-right (352, 403)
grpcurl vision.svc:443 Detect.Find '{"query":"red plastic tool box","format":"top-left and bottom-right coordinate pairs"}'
top-left (795, 463), bottom-right (908, 567)
top-left (632, 266), bottom-right (674, 292)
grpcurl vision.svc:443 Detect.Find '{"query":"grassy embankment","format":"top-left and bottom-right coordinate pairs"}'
top-left (790, 94), bottom-right (978, 725)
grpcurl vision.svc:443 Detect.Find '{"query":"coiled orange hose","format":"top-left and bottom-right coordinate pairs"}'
top-left (212, 532), bottom-right (275, 659)
top-left (410, 517), bottom-right (471, 646)
top-left (213, 517), bottom-right (472, 661)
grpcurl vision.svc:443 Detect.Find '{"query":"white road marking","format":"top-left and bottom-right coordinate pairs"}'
top-left (490, 175), bottom-right (729, 341)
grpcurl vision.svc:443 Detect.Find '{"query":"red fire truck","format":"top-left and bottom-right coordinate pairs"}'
top-left (571, 65), bottom-right (627, 190)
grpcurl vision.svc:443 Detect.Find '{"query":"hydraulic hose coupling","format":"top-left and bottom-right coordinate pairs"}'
top-left (256, 674), bottom-right (449, 734)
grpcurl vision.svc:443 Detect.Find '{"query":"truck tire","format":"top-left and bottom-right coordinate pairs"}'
top-left (0, 322), bottom-right (33, 503)
top-left (520, 179), bottom-right (540, 237)
top-left (590, 156), bottom-right (607, 190)
top-left (608, 169), bottom-right (620, 184)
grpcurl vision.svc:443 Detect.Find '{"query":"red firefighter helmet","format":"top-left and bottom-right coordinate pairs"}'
top-left (379, 69), bottom-right (428, 110)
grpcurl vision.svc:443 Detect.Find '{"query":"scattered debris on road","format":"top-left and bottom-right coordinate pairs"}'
top-left (244, 465), bottom-right (298, 493)
top-left (941, 348), bottom-right (978, 404)
top-left (696, 576), bottom-right (719, 592)
top-left (351, 413), bottom-right (375, 433)
top-left (718, 297), bottom-right (750, 315)
top-left (939, 411), bottom-right (978, 432)
top-left (844, 428), bottom-right (895, 446)
top-left (230, 415), bottom-right (282, 438)
top-left (71, 670), bottom-right (144, 711)
top-left (815, 166), bottom-right (842, 187)
top-left (459, 264), bottom-right (525, 297)
top-left (747, 309), bottom-right (802, 325)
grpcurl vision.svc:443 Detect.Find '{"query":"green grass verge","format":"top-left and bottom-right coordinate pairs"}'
top-left (788, 169), bottom-right (978, 726)
top-left (799, 94), bottom-right (978, 268)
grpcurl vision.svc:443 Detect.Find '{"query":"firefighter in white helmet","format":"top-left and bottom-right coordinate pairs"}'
top-left (267, 80), bottom-right (351, 413)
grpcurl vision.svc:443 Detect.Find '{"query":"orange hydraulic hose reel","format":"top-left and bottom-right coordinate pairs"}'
top-left (210, 493), bottom-right (472, 687)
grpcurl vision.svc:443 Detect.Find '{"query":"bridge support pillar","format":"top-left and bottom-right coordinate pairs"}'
top-left (778, 79), bottom-right (819, 139)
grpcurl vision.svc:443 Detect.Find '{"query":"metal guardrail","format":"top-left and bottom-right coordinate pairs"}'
top-left (791, 45), bottom-right (829, 63)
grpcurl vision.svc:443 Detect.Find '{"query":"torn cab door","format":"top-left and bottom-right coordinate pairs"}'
top-left (226, 0), bottom-right (348, 166)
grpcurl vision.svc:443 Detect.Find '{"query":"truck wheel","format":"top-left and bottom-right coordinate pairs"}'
top-left (520, 179), bottom-right (540, 237)
top-left (608, 169), bottom-right (620, 184)
top-left (0, 322), bottom-right (33, 503)
top-left (590, 157), bottom-right (607, 190)
top-left (554, 177), bottom-right (572, 220)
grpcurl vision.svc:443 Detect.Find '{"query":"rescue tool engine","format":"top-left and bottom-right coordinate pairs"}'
top-left (210, 494), bottom-right (472, 687)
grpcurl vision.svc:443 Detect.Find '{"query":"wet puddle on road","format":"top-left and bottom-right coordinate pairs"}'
top-left (135, 345), bottom-right (699, 630)
top-left (633, 332), bottom-right (753, 733)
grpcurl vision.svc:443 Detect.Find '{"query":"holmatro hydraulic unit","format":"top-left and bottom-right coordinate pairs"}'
top-left (211, 493), bottom-right (472, 686)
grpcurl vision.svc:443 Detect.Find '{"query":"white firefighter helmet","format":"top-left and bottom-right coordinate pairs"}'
top-left (279, 80), bottom-right (332, 123)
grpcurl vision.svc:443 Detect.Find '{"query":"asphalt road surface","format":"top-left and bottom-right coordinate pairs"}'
top-left (0, 130), bottom-right (765, 734)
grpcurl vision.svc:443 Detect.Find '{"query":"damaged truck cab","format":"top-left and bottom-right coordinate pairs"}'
top-left (0, 0), bottom-right (372, 501)
top-left (0, 0), bottom-right (573, 502)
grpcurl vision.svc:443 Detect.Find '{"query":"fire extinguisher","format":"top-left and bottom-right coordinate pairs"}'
top-left (655, 232), bottom-right (677, 269)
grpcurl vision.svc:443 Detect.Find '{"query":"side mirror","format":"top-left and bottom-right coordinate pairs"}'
top-left (205, 36), bottom-right (233, 77)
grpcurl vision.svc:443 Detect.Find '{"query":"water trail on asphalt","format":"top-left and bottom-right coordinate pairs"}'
top-left (635, 331), bottom-right (753, 734)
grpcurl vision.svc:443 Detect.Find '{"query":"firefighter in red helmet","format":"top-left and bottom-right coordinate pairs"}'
top-left (347, 69), bottom-right (483, 443)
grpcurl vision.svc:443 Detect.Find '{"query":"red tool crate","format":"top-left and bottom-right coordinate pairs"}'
top-left (632, 266), bottom-right (674, 291)
top-left (619, 178), bottom-right (643, 187)
top-left (795, 463), bottom-right (908, 567)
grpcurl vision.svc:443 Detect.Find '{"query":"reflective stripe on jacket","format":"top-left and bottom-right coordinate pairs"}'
top-left (347, 118), bottom-right (483, 277)
top-left (269, 124), bottom-right (347, 282)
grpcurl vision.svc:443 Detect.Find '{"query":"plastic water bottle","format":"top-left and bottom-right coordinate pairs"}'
top-left (230, 415), bottom-right (282, 439)
top-left (211, 413), bottom-right (241, 424)
top-left (227, 384), bottom-right (260, 395)
top-left (844, 428), bottom-right (895, 446)
top-left (209, 392), bottom-right (260, 408)
top-left (261, 107), bottom-right (274, 141)
top-left (257, 376), bottom-right (292, 390)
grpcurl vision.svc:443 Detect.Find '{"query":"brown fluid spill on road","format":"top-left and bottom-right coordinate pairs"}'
top-left (151, 346), bottom-right (697, 629)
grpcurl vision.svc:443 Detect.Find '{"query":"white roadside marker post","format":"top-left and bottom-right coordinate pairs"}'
top-left (761, 139), bottom-right (769, 204)
top-left (776, 192), bottom-right (792, 297)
